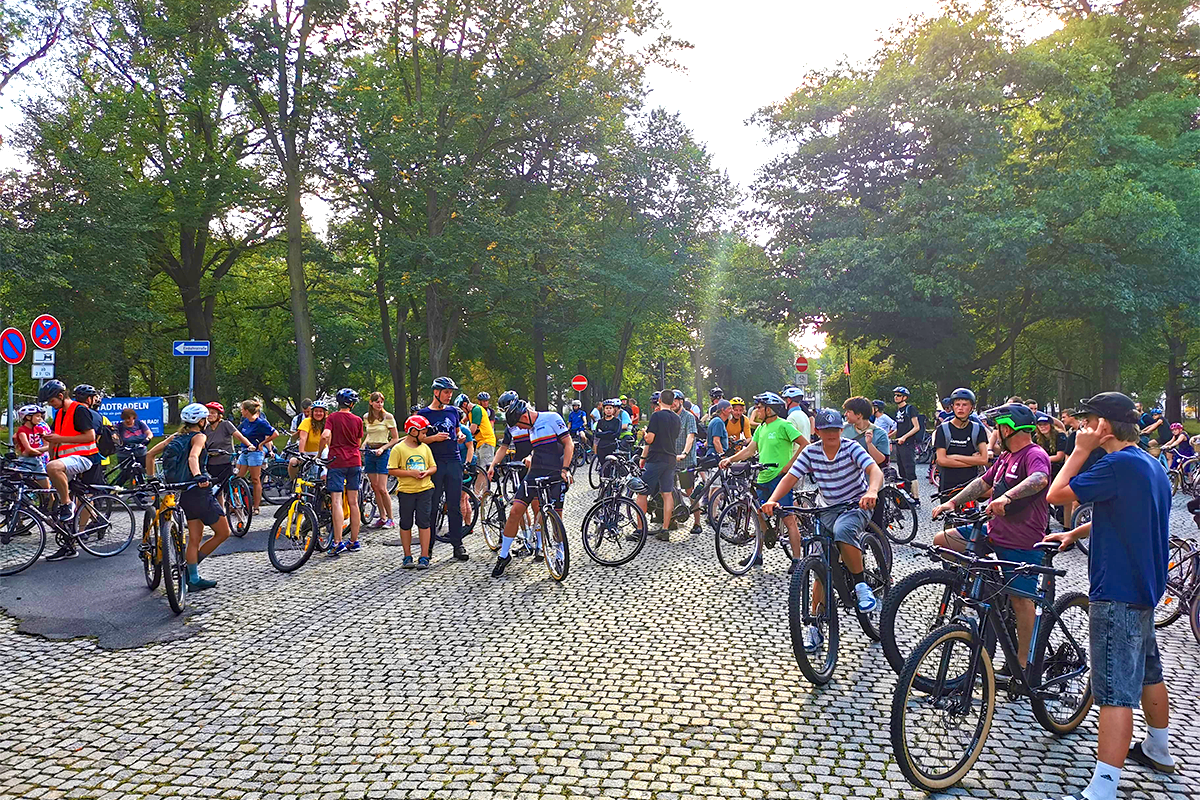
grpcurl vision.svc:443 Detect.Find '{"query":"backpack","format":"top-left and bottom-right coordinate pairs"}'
top-left (162, 431), bottom-right (205, 484)
top-left (92, 410), bottom-right (118, 457)
top-left (938, 420), bottom-right (983, 454)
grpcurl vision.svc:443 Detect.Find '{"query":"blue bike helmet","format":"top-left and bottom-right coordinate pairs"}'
top-left (431, 376), bottom-right (459, 392)
top-left (476, 392), bottom-right (491, 401)
top-left (950, 387), bottom-right (976, 405)
top-left (336, 387), bottom-right (359, 407)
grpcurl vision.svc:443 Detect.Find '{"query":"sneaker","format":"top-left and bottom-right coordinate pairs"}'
top-left (371, 518), bottom-right (385, 529)
top-left (187, 575), bottom-right (218, 591)
top-left (625, 531), bottom-right (642, 542)
top-left (44, 544), bottom-right (78, 562)
top-left (55, 503), bottom-right (74, 523)
top-left (491, 554), bottom-right (512, 578)
top-left (452, 542), bottom-right (469, 562)
top-left (654, 529), bottom-right (670, 542)
top-left (690, 524), bottom-right (702, 536)
top-left (346, 540), bottom-right (362, 552)
top-left (382, 519), bottom-right (395, 529)
top-left (402, 555), bottom-right (415, 569)
top-left (854, 582), bottom-right (879, 614)
top-left (416, 556), bottom-right (431, 570)
top-left (803, 625), bottom-right (823, 654)
top-left (327, 542), bottom-right (346, 557)
top-left (739, 551), bottom-right (763, 568)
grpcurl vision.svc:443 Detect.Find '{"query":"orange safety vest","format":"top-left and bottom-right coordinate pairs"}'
top-left (53, 399), bottom-right (100, 459)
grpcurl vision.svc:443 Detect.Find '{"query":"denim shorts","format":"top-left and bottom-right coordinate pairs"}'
top-left (327, 466), bottom-right (363, 494)
top-left (818, 506), bottom-right (870, 550)
top-left (756, 473), bottom-right (793, 513)
top-left (1090, 600), bottom-right (1164, 708)
top-left (238, 449), bottom-right (265, 468)
top-left (362, 447), bottom-right (391, 475)
top-left (991, 545), bottom-right (1045, 595)
top-left (640, 460), bottom-right (675, 496)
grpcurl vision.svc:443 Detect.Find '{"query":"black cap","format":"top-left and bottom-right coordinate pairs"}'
top-left (1075, 392), bottom-right (1139, 424)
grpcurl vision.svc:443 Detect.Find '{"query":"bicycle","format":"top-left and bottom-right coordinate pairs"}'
top-left (259, 445), bottom-right (298, 505)
top-left (0, 457), bottom-right (136, 575)
top-left (1154, 535), bottom-right (1200, 628)
top-left (492, 474), bottom-right (570, 581)
top-left (207, 449), bottom-right (254, 537)
top-left (876, 464), bottom-right (919, 545)
top-left (104, 444), bottom-right (152, 504)
top-left (580, 483), bottom-right (649, 567)
top-left (785, 500), bottom-right (893, 685)
top-left (569, 430), bottom-right (592, 472)
top-left (135, 476), bottom-right (201, 614)
top-left (266, 454), bottom-right (349, 572)
top-left (889, 542), bottom-right (1091, 791)
top-left (712, 462), bottom-right (799, 576)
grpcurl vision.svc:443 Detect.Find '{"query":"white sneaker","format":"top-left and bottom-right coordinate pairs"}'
top-left (803, 625), bottom-right (823, 654)
top-left (855, 582), bottom-right (878, 614)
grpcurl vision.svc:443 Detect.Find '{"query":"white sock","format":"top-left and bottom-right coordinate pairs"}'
top-left (499, 536), bottom-right (514, 558)
top-left (1082, 760), bottom-right (1120, 800)
top-left (1143, 724), bottom-right (1173, 765)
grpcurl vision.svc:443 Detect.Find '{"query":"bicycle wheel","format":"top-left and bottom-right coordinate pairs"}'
top-left (588, 455), bottom-right (603, 490)
top-left (571, 444), bottom-right (586, 470)
top-left (74, 493), bottom-right (136, 557)
top-left (359, 475), bottom-right (379, 527)
top-left (881, 567), bottom-right (967, 677)
top-left (481, 495), bottom-right (506, 551)
top-left (541, 508), bottom-right (569, 581)
top-left (877, 486), bottom-right (918, 545)
top-left (1190, 590), bottom-right (1200, 646)
top-left (706, 487), bottom-right (727, 531)
top-left (227, 478), bottom-right (254, 538)
top-left (856, 530), bottom-right (892, 641)
top-left (890, 624), bottom-right (995, 791)
top-left (261, 464), bottom-right (293, 505)
top-left (1155, 539), bottom-right (1195, 628)
top-left (789, 555), bottom-right (839, 685)
top-left (139, 509), bottom-right (161, 590)
top-left (0, 507), bottom-right (46, 576)
top-left (268, 502), bottom-right (317, 572)
top-left (160, 513), bottom-right (188, 615)
top-left (462, 490), bottom-right (481, 535)
top-left (715, 500), bottom-right (761, 576)
top-left (581, 496), bottom-right (646, 566)
top-left (1031, 592), bottom-right (1093, 735)
top-left (1070, 504), bottom-right (1092, 528)
top-left (1169, 469), bottom-right (1181, 496)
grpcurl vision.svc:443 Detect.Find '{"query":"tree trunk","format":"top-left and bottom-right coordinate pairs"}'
top-left (1165, 326), bottom-right (1186, 424)
top-left (374, 267), bottom-right (407, 411)
top-left (425, 282), bottom-right (459, 377)
top-left (691, 341), bottom-right (703, 409)
top-left (408, 300), bottom-right (421, 409)
top-left (1100, 326), bottom-right (1121, 390)
top-left (179, 279), bottom-right (218, 402)
top-left (532, 292), bottom-right (549, 410)
top-left (610, 318), bottom-right (635, 396)
top-left (395, 301), bottom-right (407, 412)
top-left (285, 169), bottom-right (317, 400)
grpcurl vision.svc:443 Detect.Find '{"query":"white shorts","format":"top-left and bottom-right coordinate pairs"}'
top-left (55, 455), bottom-right (98, 477)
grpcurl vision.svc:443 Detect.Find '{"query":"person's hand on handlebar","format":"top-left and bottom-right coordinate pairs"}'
top-left (859, 490), bottom-right (877, 511)
top-left (719, 457), bottom-right (731, 470)
top-left (761, 499), bottom-right (779, 516)
top-left (195, 472), bottom-right (212, 489)
top-left (930, 500), bottom-right (954, 520)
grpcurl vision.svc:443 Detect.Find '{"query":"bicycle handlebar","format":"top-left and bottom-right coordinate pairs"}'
top-left (772, 499), bottom-right (862, 517)
top-left (927, 544), bottom-right (1067, 578)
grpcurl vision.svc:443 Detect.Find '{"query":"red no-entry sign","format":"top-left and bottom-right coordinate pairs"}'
top-left (1, 328), bottom-right (26, 365)
top-left (795, 355), bottom-right (808, 373)
top-left (571, 375), bottom-right (588, 392)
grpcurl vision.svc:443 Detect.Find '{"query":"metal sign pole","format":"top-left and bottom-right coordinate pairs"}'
top-left (188, 356), bottom-right (195, 403)
top-left (7, 363), bottom-right (13, 447)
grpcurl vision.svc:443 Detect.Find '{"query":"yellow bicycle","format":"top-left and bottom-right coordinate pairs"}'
top-left (136, 477), bottom-right (197, 614)
top-left (267, 455), bottom-right (350, 572)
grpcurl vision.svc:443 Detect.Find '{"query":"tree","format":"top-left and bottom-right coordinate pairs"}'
top-left (0, 0), bottom-right (65, 99)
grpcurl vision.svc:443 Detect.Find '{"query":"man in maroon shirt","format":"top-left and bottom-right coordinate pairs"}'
top-left (326, 388), bottom-right (365, 556)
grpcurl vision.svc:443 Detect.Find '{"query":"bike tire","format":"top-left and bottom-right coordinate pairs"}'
top-left (139, 509), bottom-right (161, 590)
top-left (706, 487), bottom-right (726, 532)
top-left (877, 486), bottom-right (918, 545)
top-left (75, 493), bottom-right (136, 557)
top-left (880, 567), bottom-right (965, 678)
top-left (856, 530), bottom-right (892, 641)
top-left (1070, 504), bottom-right (1092, 528)
top-left (261, 464), bottom-right (293, 505)
top-left (161, 513), bottom-right (188, 615)
top-left (267, 502), bottom-right (317, 573)
top-left (1190, 590), bottom-right (1200, 646)
top-left (0, 507), bottom-right (46, 576)
top-left (359, 475), bottom-right (379, 527)
top-left (481, 495), bottom-right (506, 551)
top-left (789, 555), bottom-right (839, 685)
top-left (1169, 469), bottom-right (1181, 496)
top-left (581, 496), bottom-right (646, 567)
top-left (1155, 538), bottom-right (1195, 628)
top-left (890, 623), bottom-right (995, 791)
top-left (227, 478), bottom-right (254, 538)
top-left (541, 508), bottom-right (569, 581)
top-left (1030, 592), bottom-right (1093, 735)
top-left (714, 499), bottom-right (761, 576)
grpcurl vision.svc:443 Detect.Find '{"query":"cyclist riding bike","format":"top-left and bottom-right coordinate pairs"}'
top-left (567, 399), bottom-right (590, 447)
top-left (1163, 422), bottom-right (1194, 470)
top-left (929, 402), bottom-right (1052, 671)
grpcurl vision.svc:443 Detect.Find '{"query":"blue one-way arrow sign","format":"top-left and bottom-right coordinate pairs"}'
top-left (173, 340), bottom-right (211, 357)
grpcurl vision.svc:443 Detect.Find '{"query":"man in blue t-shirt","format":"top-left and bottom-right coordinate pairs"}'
top-left (419, 377), bottom-right (468, 562)
top-left (1047, 391), bottom-right (1174, 800)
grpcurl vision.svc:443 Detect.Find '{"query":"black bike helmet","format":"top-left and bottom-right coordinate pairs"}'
top-left (38, 379), bottom-right (67, 403)
top-left (497, 390), bottom-right (520, 412)
top-left (709, 386), bottom-right (723, 399)
top-left (505, 399), bottom-right (529, 427)
top-left (72, 383), bottom-right (100, 399)
top-left (949, 387), bottom-right (976, 405)
top-left (431, 376), bottom-right (459, 392)
top-left (335, 387), bottom-right (360, 407)
top-left (984, 403), bottom-right (1037, 432)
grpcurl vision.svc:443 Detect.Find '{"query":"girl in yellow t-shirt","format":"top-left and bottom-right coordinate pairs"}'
top-left (387, 415), bottom-right (438, 569)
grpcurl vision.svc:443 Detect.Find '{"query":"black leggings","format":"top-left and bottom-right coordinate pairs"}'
top-left (429, 458), bottom-right (464, 545)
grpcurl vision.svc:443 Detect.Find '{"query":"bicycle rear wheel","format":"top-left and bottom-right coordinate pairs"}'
top-left (227, 478), bottom-right (254, 537)
top-left (359, 475), bottom-right (379, 527)
top-left (1169, 469), bottom-right (1181, 496)
top-left (261, 464), bottom-right (293, 505)
top-left (715, 500), bottom-right (760, 576)
top-left (789, 555), bottom-right (839, 685)
top-left (541, 508), bottom-right (569, 581)
top-left (881, 567), bottom-right (967, 678)
top-left (856, 530), bottom-right (892, 641)
top-left (1191, 591), bottom-right (1200, 646)
top-left (588, 456), bottom-right (603, 490)
top-left (1031, 592), bottom-right (1093, 735)
top-left (581, 496), bottom-right (646, 566)
top-left (877, 486), bottom-right (918, 545)
top-left (890, 624), bottom-right (995, 791)
top-left (268, 502), bottom-right (317, 572)
top-left (161, 513), bottom-right (188, 615)
top-left (75, 493), bottom-right (136, 557)
top-left (139, 509), bottom-right (161, 590)
top-left (481, 495), bottom-right (506, 551)
top-left (0, 507), bottom-right (46, 576)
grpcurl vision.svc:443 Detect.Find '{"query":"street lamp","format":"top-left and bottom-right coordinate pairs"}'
top-left (343, 357), bottom-right (351, 369)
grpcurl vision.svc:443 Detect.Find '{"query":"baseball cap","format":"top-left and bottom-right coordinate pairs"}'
top-left (1074, 392), bottom-right (1139, 424)
top-left (710, 399), bottom-right (732, 414)
top-left (813, 408), bottom-right (844, 430)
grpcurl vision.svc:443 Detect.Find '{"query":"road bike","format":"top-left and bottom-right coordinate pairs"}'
top-left (481, 461), bottom-right (530, 551)
top-left (491, 474), bottom-right (570, 581)
top-left (786, 500), bottom-right (893, 685)
top-left (135, 476), bottom-right (201, 614)
top-left (889, 542), bottom-right (1090, 791)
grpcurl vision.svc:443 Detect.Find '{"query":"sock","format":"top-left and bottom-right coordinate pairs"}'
top-left (186, 564), bottom-right (200, 582)
top-left (499, 536), bottom-right (514, 558)
top-left (850, 571), bottom-right (865, 589)
top-left (1082, 760), bottom-right (1120, 800)
top-left (1143, 725), bottom-right (1173, 765)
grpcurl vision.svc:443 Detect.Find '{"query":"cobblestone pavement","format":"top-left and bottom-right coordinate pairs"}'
top-left (2, 476), bottom-right (1198, 800)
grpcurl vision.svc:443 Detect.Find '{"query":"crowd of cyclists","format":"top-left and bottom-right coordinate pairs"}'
top-left (3, 370), bottom-right (1185, 800)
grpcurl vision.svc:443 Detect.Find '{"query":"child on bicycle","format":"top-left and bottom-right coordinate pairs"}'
top-left (388, 415), bottom-right (437, 569)
top-left (147, 402), bottom-right (232, 591)
top-left (15, 404), bottom-right (51, 490)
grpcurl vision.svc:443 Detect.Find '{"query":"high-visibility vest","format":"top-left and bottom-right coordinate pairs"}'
top-left (53, 399), bottom-right (100, 459)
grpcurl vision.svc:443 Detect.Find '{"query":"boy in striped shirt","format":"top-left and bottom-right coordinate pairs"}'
top-left (763, 409), bottom-right (884, 649)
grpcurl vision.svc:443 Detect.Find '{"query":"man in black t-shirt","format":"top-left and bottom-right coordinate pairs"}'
top-left (933, 388), bottom-right (989, 500)
top-left (637, 392), bottom-right (681, 539)
top-left (891, 386), bottom-right (922, 499)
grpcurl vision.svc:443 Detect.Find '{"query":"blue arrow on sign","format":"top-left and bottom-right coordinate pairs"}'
top-left (172, 340), bottom-right (211, 357)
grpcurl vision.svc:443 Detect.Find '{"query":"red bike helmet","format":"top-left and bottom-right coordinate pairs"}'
top-left (205, 401), bottom-right (225, 414)
top-left (404, 414), bottom-right (430, 432)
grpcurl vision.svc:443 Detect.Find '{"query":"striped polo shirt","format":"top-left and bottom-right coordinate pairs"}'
top-left (788, 439), bottom-right (873, 505)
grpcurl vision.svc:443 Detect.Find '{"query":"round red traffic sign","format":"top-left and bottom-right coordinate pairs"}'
top-left (794, 355), bottom-right (808, 373)
top-left (1, 327), bottom-right (26, 365)
top-left (30, 314), bottom-right (62, 350)
top-left (571, 374), bottom-right (588, 392)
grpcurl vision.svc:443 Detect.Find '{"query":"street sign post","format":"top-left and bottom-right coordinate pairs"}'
top-left (1, 327), bottom-right (25, 447)
top-left (571, 374), bottom-right (588, 392)
top-left (173, 340), bottom-right (211, 402)
top-left (30, 314), bottom-right (62, 350)
top-left (794, 355), bottom-right (808, 373)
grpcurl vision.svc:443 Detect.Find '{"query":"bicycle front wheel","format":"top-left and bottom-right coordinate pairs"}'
top-left (139, 509), bottom-right (161, 589)
top-left (541, 508), bottom-right (569, 581)
top-left (890, 624), bottom-right (995, 791)
top-left (1155, 538), bottom-right (1195, 628)
top-left (581, 495), bottom-right (646, 566)
top-left (789, 555), bottom-right (839, 685)
top-left (1191, 590), bottom-right (1200, 646)
top-left (588, 455), bottom-right (603, 490)
top-left (877, 486), bottom-right (919, 545)
top-left (1030, 592), bottom-right (1093, 735)
top-left (881, 567), bottom-right (967, 678)
top-left (0, 507), bottom-right (46, 576)
top-left (227, 478), bottom-right (254, 537)
top-left (856, 530), bottom-right (892, 641)
top-left (268, 502), bottom-right (317, 572)
top-left (160, 513), bottom-right (188, 615)
top-left (359, 475), bottom-right (379, 527)
top-left (75, 493), bottom-right (136, 557)
top-left (714, 500), bottom-right (761, 576)
top-left (481, 495), bottom-right (506, 551)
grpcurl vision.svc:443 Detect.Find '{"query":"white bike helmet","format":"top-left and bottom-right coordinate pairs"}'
top-left (180, 403), bottom-right (209, 424)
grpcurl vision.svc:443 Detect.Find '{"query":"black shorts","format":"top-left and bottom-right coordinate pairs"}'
top-left (513, 469), bottom-right (565, 508)
top-left (640, 460), bottom-right (676, 496)
top-left (180, 486), bottom-right (225, 525)
top-left (209, 462), bottom-right (233, 485)
top-left (895, 441), bottom-right (917, 482)
top-left (677, 467), bottom-right (695, 492)
top-left (397, 489), bottom-right (433, 530)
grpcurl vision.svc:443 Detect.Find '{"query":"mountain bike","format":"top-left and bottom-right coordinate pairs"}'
top-left (580, 488), bottom-right (648, 567)
top-left (266, 454), bottom-right (348, 571)
top-left (877, 465), bottom-right (919, 545)
top-left (104, 444), bottom-right (152, 505)
top-left (712, 462), bottom-right (798, 576)
top-left (785, 500), bottom-right (893, 685)
top-left (135, 476), bottom-right (201, 614)
top-left (260, 445), bottom-right (298, 505)
top-left (1154, 536), bottom-right (1200, 628)
top-left (889, 543), bottom-right (1090, 791)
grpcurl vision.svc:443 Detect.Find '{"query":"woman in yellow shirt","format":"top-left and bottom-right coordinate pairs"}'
top-left (288, 401), bottom-right (330, 479)
top-left (363, 391), bottom-right (401, 529)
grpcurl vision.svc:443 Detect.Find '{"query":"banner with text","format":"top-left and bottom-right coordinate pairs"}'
top-left (97, 397), bottom-right (165, 437)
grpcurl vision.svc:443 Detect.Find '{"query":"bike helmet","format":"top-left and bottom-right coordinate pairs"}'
top-left (984, 403), bottom-right (1037, 432)
top-left (497, 390), bottom-right (520, 412)
top-left (17, 404), bottom-right (42, 420)
top-left (180, 402), bottom-right (209, 424)
top-left (571, 399), bottom-right (582, 408)
top-left (709, 386), bottom-right (724, 399)
top-left (730, 396), bottom-right (745, 407)
top-left (204, 401), bottom-right (225, 414)
top-left (311, 398), bottom-right (330, 411)
top-left (37, 379), bottom-right (67, 402)
top-left (409, 404), bottom-right (421, 414)
top-left (72, 383), bottom-right (100, 399)
top-left (404, 414), bottom-right (429, 432)
top-left (431, 376), bottom-right (459, 392)
top-left (453, 393), bottom-right (469, 408)
top-left (940, 397), bottom-right (951, 408)
top-left (872, 399), bottom-right (886, 409)
top-left (1171, 422), bottom-right (1184, 432)
top-left (602, 398), bottom-right (619, 408)
top-left (650, 391), bottom-right (661, 404)
top-left (476, 392), bottom-right (491, 402)
top-left (671, 389), bottom-right (686, 402)
top-left (335, 387), bottom-right (359, 407)
top-left (626, 475), bottom-right (647, 494)
top-left (1152, 406), bottom-right (1164, 414)
top-left (752, 391), bottom-right (786, 418)
top-left (505, 399), bottom-right (529, 427)
top-left (892, 386), bottom-right (910, 397)
top-left (949, 387), bottom-right (976, 405)
top-left (781, 386), bottom-right (805, 400)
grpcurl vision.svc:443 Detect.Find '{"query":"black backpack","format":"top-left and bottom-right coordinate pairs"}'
top-left (93, 410), bottom-right (118, 457)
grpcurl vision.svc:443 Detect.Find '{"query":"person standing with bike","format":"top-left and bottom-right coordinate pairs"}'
top-left (236, 399), bottom-right (277, 513)
top-left (325, 388), bottom-right (364, 556)
top-left (932, 387), bottom-right (989, 499)
top-left (388, 415), bottom-right (437, 569)
top-left (362, 392), bottom-right (400, 530)
top-left (635, 392), bottom-right (680, 542)
top-left (890, 386), bottom-right (922, 500)
top-left (420, 377), bottom-right (469, 562)
top-left (1046, 391), bottom-right (1175, 800)
top-left (204, 403), bottom-right (254, 488)
top-left (147, 403), bottom-right (232, 591)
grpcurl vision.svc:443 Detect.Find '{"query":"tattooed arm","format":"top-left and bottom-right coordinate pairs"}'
top-left (986, 471), bottom-right (1049, 518)
top-left (950, 476), bottom-right (993, 509)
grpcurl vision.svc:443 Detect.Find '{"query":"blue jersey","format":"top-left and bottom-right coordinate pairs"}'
top-left (419, 405), bottom-right (462, 462)
top-left (568, 409), bottom-right (588, 432)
